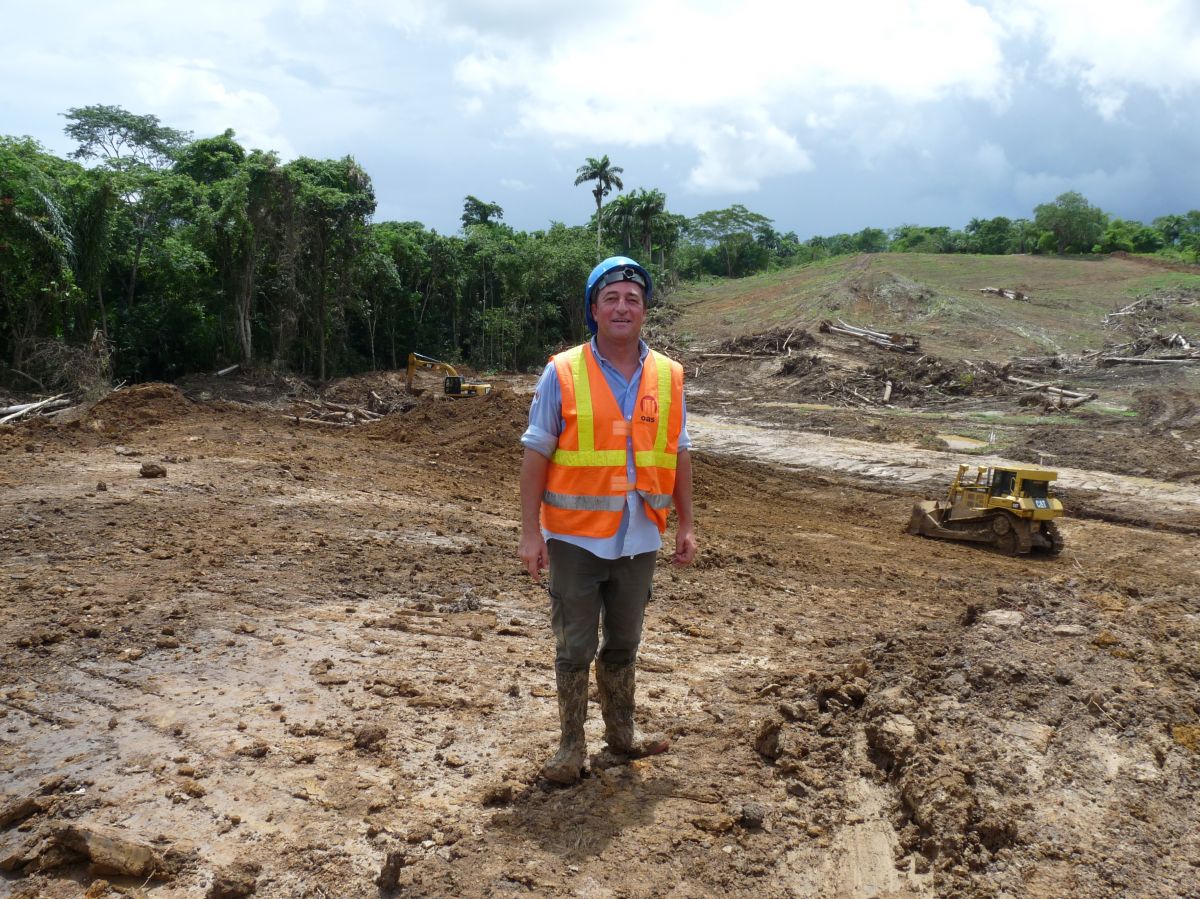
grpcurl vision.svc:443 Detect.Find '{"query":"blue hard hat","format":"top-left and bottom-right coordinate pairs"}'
top-left (585, 256), bottom-right (653, 335)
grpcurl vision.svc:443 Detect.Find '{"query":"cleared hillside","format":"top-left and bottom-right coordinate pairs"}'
top-left (670, 253), bottom-right (1200, 361)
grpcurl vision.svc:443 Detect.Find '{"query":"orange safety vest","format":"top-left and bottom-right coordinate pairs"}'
top-left (542, 343), bottom-right (684, 538)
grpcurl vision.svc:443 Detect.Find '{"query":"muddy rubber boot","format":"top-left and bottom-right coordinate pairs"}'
top-left (541, 668), bottom-right (589, 784)
top-left (596, 662), bottom-right (669, 758)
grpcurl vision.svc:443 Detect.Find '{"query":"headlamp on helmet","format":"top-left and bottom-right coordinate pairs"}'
top-left (591, 265), bottom-right (647, 300)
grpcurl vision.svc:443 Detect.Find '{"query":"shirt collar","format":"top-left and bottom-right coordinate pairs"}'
top-left (589, 337), bottom-right (649, 369)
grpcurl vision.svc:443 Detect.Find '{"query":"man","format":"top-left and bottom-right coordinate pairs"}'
top-left (518, 256), bottom-right (697, 785)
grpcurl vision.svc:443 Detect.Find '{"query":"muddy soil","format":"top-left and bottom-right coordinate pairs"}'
top-left (2, 381), bottom-right (1198, 898)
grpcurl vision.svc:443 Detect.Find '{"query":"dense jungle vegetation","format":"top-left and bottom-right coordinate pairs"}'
top-left (3, 105), bottom-right (1199, 387)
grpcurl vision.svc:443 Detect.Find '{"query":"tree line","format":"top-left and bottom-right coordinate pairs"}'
top-left (3, 105), bottom-right (1199, 388)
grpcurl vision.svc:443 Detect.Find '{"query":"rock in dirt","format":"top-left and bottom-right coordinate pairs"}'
top-left (1053, 624), bottom-right (1089, 637)
top-left (354, 724), bottom-right (389, 751)
top-left (376, 848), bottom-right (410, 890)
top-left (207, 860), bottom-right (261, 898)
top-left (754, 716), bottom-right (783, 759)
top-left (139, 462), bottom-right (167, 479)
top-left (480, 779), bottom-right (523, 806)
top-left (3, 823), bottom-right (173, 879)
top-left (737, 801), bottom-right (768, 829)
top-left (0, 793), bottom-right (54, 829)
top-left (980, 609), bottom-right (1023, 628)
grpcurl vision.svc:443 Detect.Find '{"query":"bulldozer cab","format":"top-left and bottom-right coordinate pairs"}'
top-left (990, 468), bottom-right (1016, 498)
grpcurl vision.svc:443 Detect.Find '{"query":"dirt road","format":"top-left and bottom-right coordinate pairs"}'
top-left (2, 385), bottom-right (1198, 898)
top-left (689, 412), bottom-right (1200, 534)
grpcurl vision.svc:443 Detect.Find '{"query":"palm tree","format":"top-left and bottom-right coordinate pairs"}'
top-left (602, 193), bottom-right (638, 255)
top-left (631, 188), bottom-right (666, 259)
top-left (574, 155), bottom-right (623, 254)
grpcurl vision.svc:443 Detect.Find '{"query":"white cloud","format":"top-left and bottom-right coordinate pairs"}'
top-left (500, 177), bottom-right (531, 191)
top-left (130, 60), bottom-right (295, 156)
top-left (996, 0), bottom-right (1200, 119)
top-left (443, 0), bottom-right (1011, 191)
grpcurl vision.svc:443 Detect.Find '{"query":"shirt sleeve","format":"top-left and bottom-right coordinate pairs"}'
top-left (678, 390), bottom-right (692, 451)
top-left (520, 361), bottom-right (562, 459)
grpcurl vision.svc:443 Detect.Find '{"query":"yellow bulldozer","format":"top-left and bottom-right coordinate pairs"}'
top-left (907, 463), bottom-right (1064, 555)
top-left (405, 352), bottom-right (492, 397)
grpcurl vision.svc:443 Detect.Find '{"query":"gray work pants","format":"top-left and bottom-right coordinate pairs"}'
top-left (546, 539), bottom-right (657, 674)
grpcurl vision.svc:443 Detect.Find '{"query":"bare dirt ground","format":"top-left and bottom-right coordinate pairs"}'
top-left (2, 367), bottom-right (1199, 898)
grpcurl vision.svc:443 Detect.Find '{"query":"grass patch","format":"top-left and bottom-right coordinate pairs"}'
top-left (672, 253), bottom-right (1200, 361)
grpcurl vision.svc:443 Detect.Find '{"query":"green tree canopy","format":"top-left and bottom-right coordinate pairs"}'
top-left (1034, 191), bottom-right (1108, 254)
top-left (62, 104), bottom-right (191, 170)
top-left (461, 195), bottom-right (504, 229)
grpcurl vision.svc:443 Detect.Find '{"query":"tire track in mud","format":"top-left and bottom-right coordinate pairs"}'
top-left (690, 413), bottom-right (1200, 534)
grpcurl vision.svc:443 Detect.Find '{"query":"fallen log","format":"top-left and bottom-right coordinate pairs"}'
top-left (1004, 375), bottom-right (1090, 399)
top-left (0, 394), bottom-right (69, 424)
top-left (1059, 393), bottom-right (1098, 410)
top-left (820, 319), bottom-right (920, 352)
top-left (216, 363), bottom-right (240, 376)
top-left (284, 415), bottom-right (354, 428)
top-left (1099, 356), bottom-right (1199, 366)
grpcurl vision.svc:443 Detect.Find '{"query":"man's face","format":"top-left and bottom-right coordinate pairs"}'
top-left (591, 281), bottom-right (645, 343)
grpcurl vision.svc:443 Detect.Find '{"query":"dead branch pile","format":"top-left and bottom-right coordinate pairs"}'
top-left (1094, 291), bottom-right (1200, 366)
top-left (818, 319), bottom-right (920, 353)
top-left (287, 399), bottom-right (388, 428)
top-left (793, 353), bottom-right (1009, 409)
top-left (708, 327), bottom-right (815, 358)
top-left (1102, 293), bottom-right (1199, 327)
top-left (979, 287), bottom-right (1030, 301)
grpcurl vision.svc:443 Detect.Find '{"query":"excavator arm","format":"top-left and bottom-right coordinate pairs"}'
top-left (406, 353), bottom-right (492, 397)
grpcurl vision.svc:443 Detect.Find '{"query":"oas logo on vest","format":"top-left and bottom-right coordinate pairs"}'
top-left (639, 395), bottom-right (658, 424)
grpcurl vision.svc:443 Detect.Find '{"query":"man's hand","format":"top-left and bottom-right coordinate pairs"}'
top-left (519, 530), bottom-right (549, 582)
top-left (672, 525), bottom-right (697, 567)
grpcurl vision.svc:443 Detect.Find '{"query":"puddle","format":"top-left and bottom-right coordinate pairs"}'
top-left (937, 433), bottom-right (989, 451)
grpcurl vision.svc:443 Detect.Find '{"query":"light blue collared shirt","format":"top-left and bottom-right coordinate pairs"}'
top-left (521, 338), bottom-right (692, 560)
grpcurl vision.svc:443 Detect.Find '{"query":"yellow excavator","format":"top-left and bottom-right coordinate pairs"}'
top-left (405, 352), bottom-right (492, 397)
top-left (907, 463), bottom-right (1064, 555)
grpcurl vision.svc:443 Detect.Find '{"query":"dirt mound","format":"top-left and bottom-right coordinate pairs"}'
top-left (175, 368), bottom-right (315, 407)
top-left (323, 370), bottom-right (421, 413)
top-left (80, 383), bottom-right (195, 435)
top-left (358, 390), bottom-right (529, 467)
top-left (839, 271), bottom-right (937, 317)
top-left (1133, 388), bottom-right (1200, 434)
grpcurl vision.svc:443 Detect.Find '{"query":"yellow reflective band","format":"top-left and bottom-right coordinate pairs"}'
top-left (635, 450), bottom-right (677, 470)
top-left (552, 448), bottom-right (627, 466)
top-left (570, 346), bottom-right (594, 453)
top-left (651, 351), bottom-right (673, 455)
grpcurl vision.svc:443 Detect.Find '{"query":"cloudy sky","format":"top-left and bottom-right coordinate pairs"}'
top-left (5, 0), bottom-right (1199, 237)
